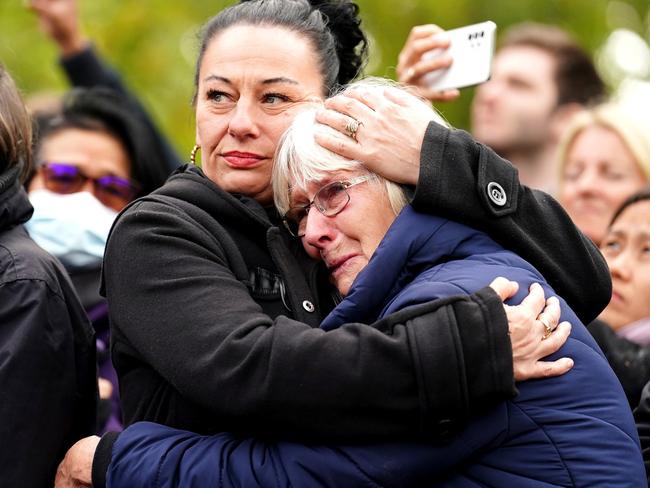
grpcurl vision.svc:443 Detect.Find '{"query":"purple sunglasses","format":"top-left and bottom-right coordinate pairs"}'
top-left (39, 162), bottom-right (141, 210)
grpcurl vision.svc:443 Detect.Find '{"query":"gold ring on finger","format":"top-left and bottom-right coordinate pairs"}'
top-left (540, 316), bottom-right (553, 341)
top-left (344, 118), bottom-right (362, 142)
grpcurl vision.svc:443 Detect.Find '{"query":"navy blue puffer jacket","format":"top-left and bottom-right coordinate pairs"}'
top-left (107, 206), bottom-right (643, 487)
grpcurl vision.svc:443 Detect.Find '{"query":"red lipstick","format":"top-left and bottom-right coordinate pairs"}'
top-left (222, 151), bottom-right (266, 168)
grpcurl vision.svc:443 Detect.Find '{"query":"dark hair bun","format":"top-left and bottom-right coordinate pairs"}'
top-left (309, 0), bottom-right (367, 85)
top-left (239, 0), bottom-right (368, 85)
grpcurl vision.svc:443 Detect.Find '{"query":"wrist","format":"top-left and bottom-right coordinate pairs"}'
top-left (59, 35), bottom-right (89, 58)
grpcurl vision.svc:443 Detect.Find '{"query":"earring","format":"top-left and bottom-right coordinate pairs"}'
top-left (190, 144), bottom-right (200, 164)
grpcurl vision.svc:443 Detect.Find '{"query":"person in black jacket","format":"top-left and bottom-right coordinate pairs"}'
top-left (54, 1), bottom-right (609, 486)
top-left (0, 63), bottom-right (97, 488)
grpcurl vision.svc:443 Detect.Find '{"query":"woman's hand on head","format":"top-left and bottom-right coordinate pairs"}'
top-left (489, 277), bottom-right (574, 381)
top-left (396, 24), bottom-right (461, 103)
top-left (314, 85), bottom-right (440, 186)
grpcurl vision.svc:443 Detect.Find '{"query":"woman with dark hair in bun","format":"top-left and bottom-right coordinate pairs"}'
top-left (56, 1), bottom-right (610, 486)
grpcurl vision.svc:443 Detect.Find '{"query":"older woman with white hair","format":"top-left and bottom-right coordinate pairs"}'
top-left (271, 79), bottom-right (643, 486)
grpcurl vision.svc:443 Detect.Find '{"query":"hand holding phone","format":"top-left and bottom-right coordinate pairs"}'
top-left (421, 21), bottom-right (497, 92)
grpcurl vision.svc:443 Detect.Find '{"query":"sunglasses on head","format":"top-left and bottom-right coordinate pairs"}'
top-left (39, 162), bottom-right (141, 211)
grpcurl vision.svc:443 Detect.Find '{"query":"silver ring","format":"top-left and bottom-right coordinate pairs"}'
top-left (540, 316), bottom-right (553, 341)
top-left (344, 118), bottom-right (362, 142)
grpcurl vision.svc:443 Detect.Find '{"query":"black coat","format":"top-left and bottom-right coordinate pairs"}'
top-left (93, 123), bottom-right (611, 486)
top-left (0, 165), bottom-right (97, 488)
top-left (587, 319), bottom-right (650, 408)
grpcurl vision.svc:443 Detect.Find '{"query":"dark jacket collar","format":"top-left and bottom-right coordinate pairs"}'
top-left (158, 164), bottom-right (275, 233)
top-left (0, 164), bottom-right (33, 232)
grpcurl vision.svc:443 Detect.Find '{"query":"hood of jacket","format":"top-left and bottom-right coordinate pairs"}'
top-left (0, 164), bottom-right (33, 233)
top-left (103, 164), bottom-right (278, 272)
top-left (321, 205), bottom-right (510, 330)
top-left (158, 164), bottom-right (276, 233)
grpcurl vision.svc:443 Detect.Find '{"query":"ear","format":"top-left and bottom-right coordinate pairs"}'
top-left (550, 103), bottom-right (583, 143)
top-left (195, 125), bottom-right (201, 147)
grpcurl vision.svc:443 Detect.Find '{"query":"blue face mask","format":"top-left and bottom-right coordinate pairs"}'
top-left (25, 189), bottom-right (118, 269)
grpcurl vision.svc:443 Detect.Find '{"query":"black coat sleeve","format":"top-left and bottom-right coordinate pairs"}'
top-left (0, 279), bottom-right (97, 488)
top-left (59, 46), bottom-right (181, 173)
top-left (588, 320), bottom-right (650, 408)
top-left (412, 122), bottom-right (611, 324)
top-left (104, 199), bottom-right (515, 441)
top-left (635, 381), bottom-right (650, 483)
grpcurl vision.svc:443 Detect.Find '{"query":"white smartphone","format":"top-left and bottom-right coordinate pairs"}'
top-left (421, 21), bottom-right (497, 92)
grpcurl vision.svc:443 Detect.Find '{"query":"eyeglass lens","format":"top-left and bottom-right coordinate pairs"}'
top-left (285, 181), bottom-right (351, 237)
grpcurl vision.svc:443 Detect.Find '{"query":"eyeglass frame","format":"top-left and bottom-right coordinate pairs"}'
top-left (37, 161), bottom-right (141, 210)
top-left (282, 174), bottom-right (373, 238)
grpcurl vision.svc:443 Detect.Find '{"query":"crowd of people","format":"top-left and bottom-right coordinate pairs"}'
top-left (2, 0), bottom-right (650, 486)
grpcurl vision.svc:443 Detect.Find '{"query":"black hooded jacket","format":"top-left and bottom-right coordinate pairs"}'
top-left (0, 165), bottom-right (97, 488)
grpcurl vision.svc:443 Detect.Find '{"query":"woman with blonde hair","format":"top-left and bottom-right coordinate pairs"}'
top-left (558, 103), bottom-right (650, 245)
top-left (559, 105), bottom-right (650, 406)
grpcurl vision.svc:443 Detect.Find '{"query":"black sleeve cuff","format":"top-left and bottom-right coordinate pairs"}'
top-left (412, 121), bottom-right (450, 211)
top-left (91, 431), bottom-right (120, 488)
top-left (462, 286), bottom-right (517, 406)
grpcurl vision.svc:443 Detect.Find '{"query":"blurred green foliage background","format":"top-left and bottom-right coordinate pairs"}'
top-left (1, 0), bottom-right (649, 158)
